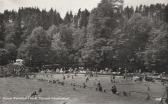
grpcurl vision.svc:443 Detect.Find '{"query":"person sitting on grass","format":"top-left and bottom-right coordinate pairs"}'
top-left (96, 81), bottom-right (103, 92)
top-left (111, 79), bottom-right (113, 83)
top-left (111, 85), bottom-right (117, 94)
top-left (63, 75), bottom-right (66, 80)
top-left (30, 91), bottom-right (38, 97)
top-left (83, 82), bottom-right (87, 88)
top-left (86, 77), bottom-right (89, 83)
top-left (38, 88), bottom-right (42, 93)
top-left (73, 83), bottom-right (76, 90)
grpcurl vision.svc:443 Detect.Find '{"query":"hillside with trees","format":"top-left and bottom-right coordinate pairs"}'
top-left (0, 0), bottom-right (168, 72)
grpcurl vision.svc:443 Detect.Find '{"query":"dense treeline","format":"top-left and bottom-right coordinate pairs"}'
top-left (0, 0), bottom-right (168, 72)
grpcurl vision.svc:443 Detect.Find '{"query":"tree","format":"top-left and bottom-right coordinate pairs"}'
top-left (5, 43), bottom-right (17, 62)
top-left (73, 27), bottom-right (87, 50)
top-left (50, 32), bottom-right (69, 65)
top-left (142, 24), bottom-right (168, 72)
top-left (13, 15), bottom-right (23, 47)
top-left (0, 14), bottom-right (5, 48)
top-left (80, 0), bottom-right (124, 67)
top-left (71, 27), bottom-right (87, 64)
top-left (123, 6), bottom-right (134, 19)
top-left (72, 9), bottom-right (81, 28)
top-left (64, 11), bottom-right (73, 24)
top-left (87, 0), bottom-right (123, 39)
top-left (0, 48), bottom-right (9, 65)
top-left (78, 9), bottom-right (90, 28)
top-left (48, 8), bottom-right (63, 26)
top-left (118, 13), bottom-right (152, 71)
top-left (47, 25), bottom-right (59, 39)
top-left (4, 13), bottom-right (23, 48)
top-left (18, 27), bottom-right (51, 67)
top-left (164, 4), bottom-right (168, 23)
top-left (59, 25), bottom-right (73, 49)
top-left (0, 2), bottom-right (167, 71)
top-left (81, 38), bottom-right (107, 67)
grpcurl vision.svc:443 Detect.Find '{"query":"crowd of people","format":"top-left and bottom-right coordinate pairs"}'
top-left (29, 70), bottom-right (138, 99)
top-left (1, 64), bottom-right (165, 103)
top-left (7, 66), bottom-right (166, 104)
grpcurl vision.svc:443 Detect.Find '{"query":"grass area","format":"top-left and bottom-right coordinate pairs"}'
top-left (0, 74), bottom-right (165, 104)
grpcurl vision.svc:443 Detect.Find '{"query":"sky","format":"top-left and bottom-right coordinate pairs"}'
top-left (0, 0), bottom-right (168, 17)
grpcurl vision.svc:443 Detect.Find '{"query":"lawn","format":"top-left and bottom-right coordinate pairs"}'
top-left (0, 73), bottom-right (165, 104)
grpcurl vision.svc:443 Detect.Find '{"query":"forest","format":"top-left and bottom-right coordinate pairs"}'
top-left (0, 0), bottom-right (168, 72)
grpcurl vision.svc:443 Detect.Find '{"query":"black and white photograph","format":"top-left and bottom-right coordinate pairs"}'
top-left (0, 0), bottom-right (168, 104)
